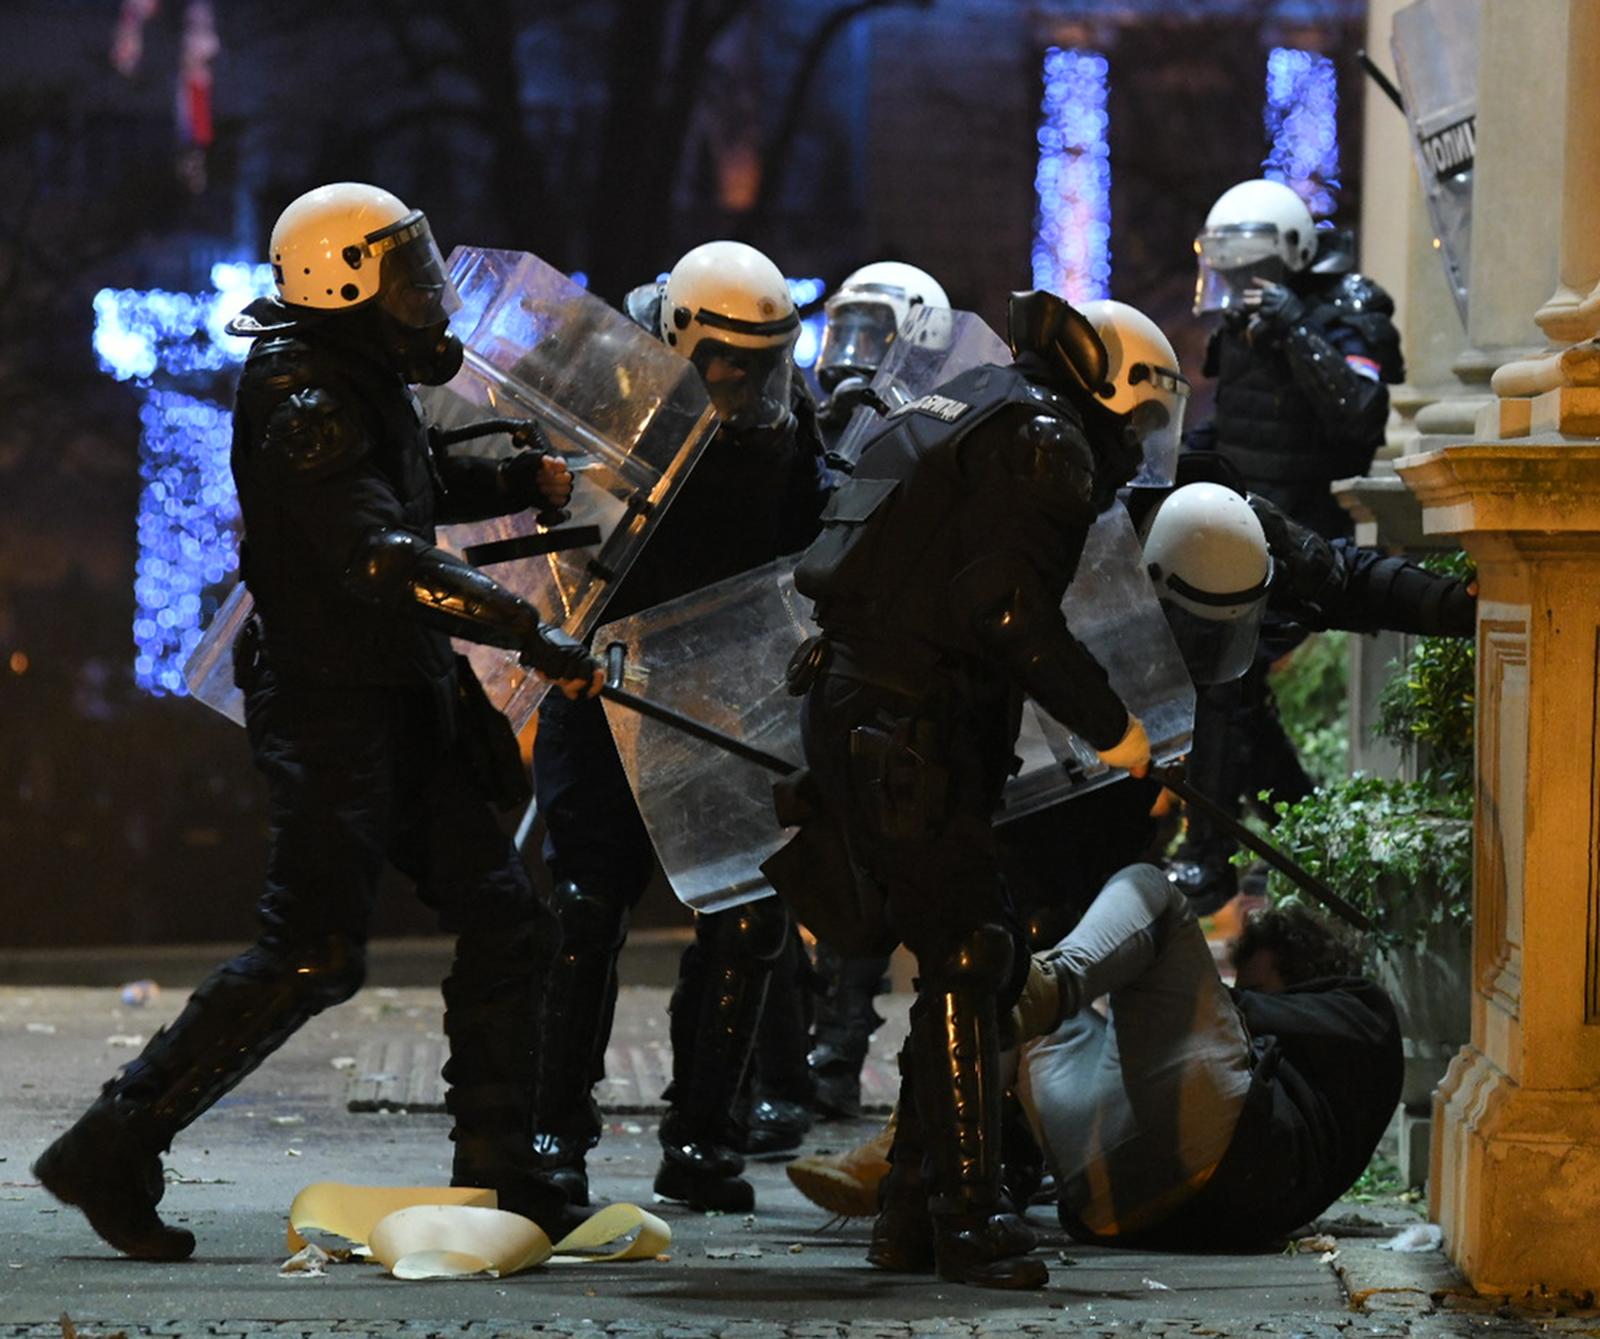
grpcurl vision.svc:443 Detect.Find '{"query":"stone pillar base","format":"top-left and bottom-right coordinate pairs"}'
top-left (1432, 1046), bottom-right (1600, 1296)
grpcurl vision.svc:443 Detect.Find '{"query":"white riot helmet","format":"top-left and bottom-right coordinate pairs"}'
top-left (1142, 482), bottom-right (1272, 684)
top-left (1076, 299), bottom-right (1190, 488)
top-left (1193, 178), bottom-right (1317, 315)
top-left (661, 240), bottom-right (800, 431)
top-left (269, 182), bottom-right (460, 328)
top-left (816, 261), bottom-right (950, 393)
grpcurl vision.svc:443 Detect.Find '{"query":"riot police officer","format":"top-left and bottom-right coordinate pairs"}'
top-left (1174, 177), bottom-right (1406, 910)
top-left (815, 261), bottom-right (951, 437)
top-left (33, 183), bottom-right (603, 1260)
top-left (532, 241), bottom-right (832, 1213)
top-left (770, 294), bottom-right (1186, 1289)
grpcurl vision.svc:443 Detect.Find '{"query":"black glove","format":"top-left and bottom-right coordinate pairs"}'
top-left (1245, 279), bottom-right (1307, 340)
top-left (519, 623), bottom-right (601, 683)
top-left (499, 420), bottom-right (575, 514)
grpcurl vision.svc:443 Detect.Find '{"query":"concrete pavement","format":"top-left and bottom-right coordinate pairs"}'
top-left (1, 982), bottom-right (1595, 1338)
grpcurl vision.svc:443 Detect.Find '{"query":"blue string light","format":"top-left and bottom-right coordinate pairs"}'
top-left (1031, 47), bottom-right (1111, 304)
top-left (1264, 47), bottom-right (1340, 217)
top-left (93, 263), bottom-right (275, 696)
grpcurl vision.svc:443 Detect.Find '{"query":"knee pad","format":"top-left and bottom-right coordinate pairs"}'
top-left (922, 923), bottom-right (1015, 994)
top-left (708, 898), bottom-right (790, 965)
top-left (244, 934), bottom-right (366, 1012)
top-left (551, 881), bottom-right (629, 954)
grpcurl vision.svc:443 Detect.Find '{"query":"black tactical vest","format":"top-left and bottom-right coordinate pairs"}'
top-left (796, 363), bottom-right (1087, 659)
top-left (231, 330), bottom-right (456, 689)
top-left (1208, 275), bottom-right (1392, 489)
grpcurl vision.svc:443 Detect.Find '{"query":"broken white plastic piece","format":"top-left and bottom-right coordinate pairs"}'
top-left (370, 1205), bottom-right (550, 1280)
top-left (287, 1183), bottom-right (671, 1280)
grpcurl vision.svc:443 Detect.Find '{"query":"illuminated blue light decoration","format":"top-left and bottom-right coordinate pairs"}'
top-left (786, 277), bottom-right (827, 369)
top-left (1031, 47), bottom-right (1111, 303)
top-left (93, 263), bottom-right (275, 695)
top-left (1264, 47), bottom-right (1340, 217)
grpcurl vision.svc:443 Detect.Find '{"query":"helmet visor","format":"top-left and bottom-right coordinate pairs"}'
top-left (1194, 227), bottom-right (1286, 314)
top-left (1161, 596), bottom-right (1265, 685)
top-left (691, 338), bottom-right (794, 431)
top-left (1125, 364), bottom-right (1189, 487)
top-left (816, 300), bottom-right (898, 392)
top-left (369, 212), bottom-right (462, 329)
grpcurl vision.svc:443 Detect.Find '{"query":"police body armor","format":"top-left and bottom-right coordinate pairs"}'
top-left (797, 362), bottom-right (1090, 658)
top-left (1205, 272), bottom-right (1402, 494)
top-left (231, 307), bottom-right (454, 689)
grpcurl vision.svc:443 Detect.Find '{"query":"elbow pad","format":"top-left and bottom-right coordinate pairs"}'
top-left (343, 529), bottom-right (539, 650)
top-left (953, 552), bottom-right (1129, 749)
top-left (1282, 324), bottom-right (1389, 446)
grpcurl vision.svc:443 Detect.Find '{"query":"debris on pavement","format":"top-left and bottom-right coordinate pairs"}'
top-left (118, 981), bottom-right (160, 1007)
top-left (1382, 1222), bottom-right (1445, 1252)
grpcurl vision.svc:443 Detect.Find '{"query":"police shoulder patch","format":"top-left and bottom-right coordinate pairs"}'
top-left (261, 385), bottom-right (370, 480)
top-left (894, 392), bottom-right (973, 423)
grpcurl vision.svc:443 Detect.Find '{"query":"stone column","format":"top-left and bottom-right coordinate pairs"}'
top-left (1395, 447), bottom-right (1600, 1294)
top-left (1390, 0), bottom-right (1600, 1293)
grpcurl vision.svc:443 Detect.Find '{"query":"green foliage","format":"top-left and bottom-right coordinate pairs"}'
top-left (1271, 631), bottom-right (1350, 788)
top-left (1265, 774), bottom-right (1473, 952)
top-left (1374, 549), bottom-right (1477, 793)
top-left (1267, 550), bottom-right (1478, 950)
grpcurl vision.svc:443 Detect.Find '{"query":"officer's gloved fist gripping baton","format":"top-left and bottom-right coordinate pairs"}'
top-left (430, 417), bottom-right (576, 526)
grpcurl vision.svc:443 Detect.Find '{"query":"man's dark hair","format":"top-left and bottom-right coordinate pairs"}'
top-left (1230, 904), bottom-right (1363, 986)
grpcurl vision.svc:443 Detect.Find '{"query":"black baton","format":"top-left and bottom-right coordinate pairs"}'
top-left (1152, 764), bottom-right (1373, 932)
top-left (600, 643), bottom-right (799, 777)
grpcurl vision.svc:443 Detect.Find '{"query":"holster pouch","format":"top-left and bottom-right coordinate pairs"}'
top-left (761, 802), bottom-right (892, 959)
top-left (849, 716), bottom-right (950, 843)
top-left (784, 635), bottom-right (831, 698)
top-left (453, 654), bottom-right (533, 810)
top-left (231, 613), bottom-right (266, 693)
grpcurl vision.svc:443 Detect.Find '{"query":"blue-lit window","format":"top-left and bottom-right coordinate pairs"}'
top-left (94, 263), bottom-right (275, 696)
top-left (1031, 47), bottom-right (1111, 303)
top-left (1264, 47), bottom-right (1339, 217)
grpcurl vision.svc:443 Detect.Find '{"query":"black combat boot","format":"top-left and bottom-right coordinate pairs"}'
top-left (532, 882), bottom-right (629, 1206)
top-left (653, 904), bottom-right (785, 1210)
top-left (865, 1063), bottom-right (933, 1273)
top-left (34, 942), bottom-right (355, 1261)
top-left (912, 926), bottom-right (1047, 1291)
top-left (808, 943), bottom-right (889, 1120)
top-left (33, 1093), bottom-right (195, 1262)
top-left (742, 934), bottom-right (817, 1157)
top-left (445, 921), bottom-right (586, 1238)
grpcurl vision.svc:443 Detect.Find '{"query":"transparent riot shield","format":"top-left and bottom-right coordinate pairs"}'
top-left (1000, 502), bottom-right (1195, 821)
top-left (185, 248), bottom-right (717, 727)
top-left (831, 305), bottom-right (1177, 485)
top-left (601, 502), bottom-right (1194, 913)
top-left (1392, 0), bottom-right (1479, 325)
top-left (600, 561), bottom-right (814, 912)
top-left (831, 307), bottom-right (1010, 468)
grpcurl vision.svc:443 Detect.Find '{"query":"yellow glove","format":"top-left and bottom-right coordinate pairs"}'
top-left (1010, 954), bottom-right (1063, 1044)
top-left (1096, 714), bottom-right (1150, 778)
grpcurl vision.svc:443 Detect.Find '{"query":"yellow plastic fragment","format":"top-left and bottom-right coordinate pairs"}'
top-left (547, 1203), bottom-right (672, 1263)
top-left (287, 1183), bottom-right (496, 1252)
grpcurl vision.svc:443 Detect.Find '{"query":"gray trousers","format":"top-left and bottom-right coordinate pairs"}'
top-left (1017, 864), bottom-right (1253, 1239)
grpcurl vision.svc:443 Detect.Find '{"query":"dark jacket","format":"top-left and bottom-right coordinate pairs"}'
top-left (1108, 976), bottom-right (1405, 1250)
